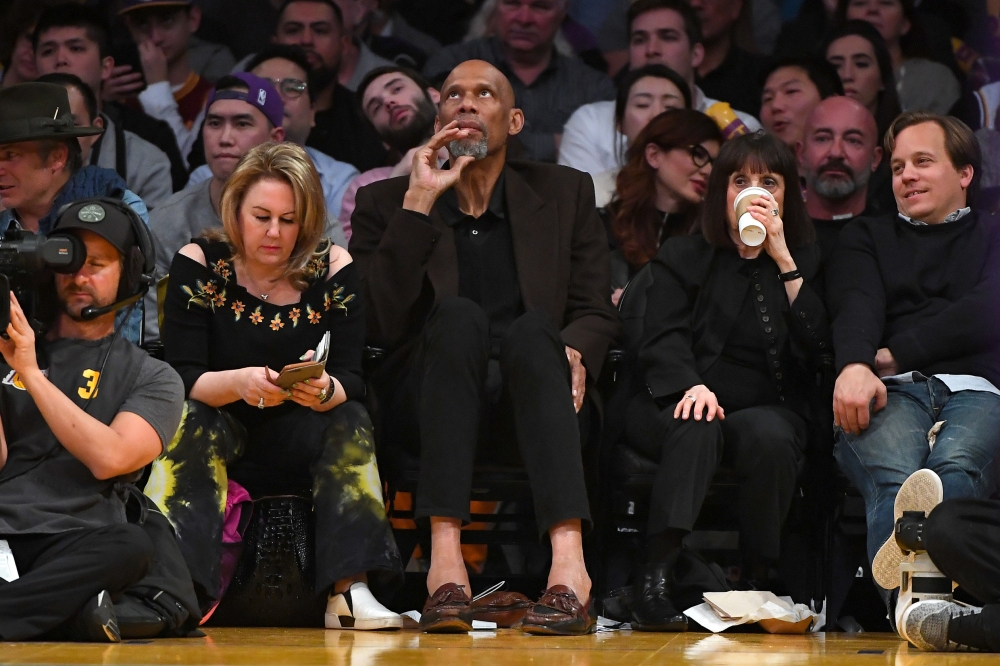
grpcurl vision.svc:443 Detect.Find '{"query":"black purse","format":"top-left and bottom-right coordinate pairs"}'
top-left (207, 495), bottom-right (326, 627)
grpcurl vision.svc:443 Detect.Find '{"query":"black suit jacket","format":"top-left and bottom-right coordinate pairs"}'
top-left (349, 161), bottom-right (620, 376)
top-left (639, 234), bottom-right (830, 403)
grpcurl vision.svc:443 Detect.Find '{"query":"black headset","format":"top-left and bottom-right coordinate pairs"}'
top-left (52, 196), bottom-right (157, 321)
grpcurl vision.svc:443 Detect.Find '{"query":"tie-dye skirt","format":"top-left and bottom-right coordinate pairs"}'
top-left (145, 399), bottom-right (402, 603)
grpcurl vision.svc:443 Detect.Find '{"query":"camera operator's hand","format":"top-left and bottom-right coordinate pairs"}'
top-left (239, 366), bottom-right (290, 408)
top-left (0, 292), bottom-right (39, 380)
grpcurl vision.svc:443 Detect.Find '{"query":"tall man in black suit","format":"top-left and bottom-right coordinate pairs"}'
top-left (350, 60), bottom-right (619, 636)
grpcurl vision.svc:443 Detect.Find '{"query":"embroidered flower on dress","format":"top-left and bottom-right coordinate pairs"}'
top-left (304, 239), bottom-right (332, 281)
top-left (212, 258), bottom-right (232, 280)
top-left (250, 306), bottom-right (263, 325)
top-left (289, 308), bottom-right (301, 327)
top-left (211, 291), bottom-right (226, 308)
top-left (270, 314), bottom-right (284, 331)
top-left (307, 305), bottom-right (321, 324)
top-left (326, 284), bottom-right (356, 315)
top-left (232, 300), bottom-right (245, 321)
top-left (181, 279), bottom-right (222, 310)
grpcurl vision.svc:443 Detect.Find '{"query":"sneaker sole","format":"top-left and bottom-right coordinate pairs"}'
top-left (874, 470), bottom-right (945, 590)
top-left (894, 469), bottom-right (944, 522)
top-left (873, 537), bottom-right (905, 590)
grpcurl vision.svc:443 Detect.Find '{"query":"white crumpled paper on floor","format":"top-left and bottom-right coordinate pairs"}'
top-left (684, 591), bottom-right (819, 633)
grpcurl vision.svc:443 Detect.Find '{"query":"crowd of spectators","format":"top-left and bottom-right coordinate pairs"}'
top-left (0, 0), bottom-right (1000, 649)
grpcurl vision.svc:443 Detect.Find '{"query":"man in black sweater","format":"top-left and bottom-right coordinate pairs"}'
top-left (829, 111), bottom-right (1000, 629)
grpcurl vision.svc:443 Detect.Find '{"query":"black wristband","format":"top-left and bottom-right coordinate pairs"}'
top-left (779, 269), bottom-right (802, 282)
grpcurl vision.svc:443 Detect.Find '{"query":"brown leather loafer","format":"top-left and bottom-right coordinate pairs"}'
top-left (472, 590), bottom-right (533, 628)
top-left (419, 583), bottom-right (473, 633)
top-left (521, 585), bottom-right (596, 635)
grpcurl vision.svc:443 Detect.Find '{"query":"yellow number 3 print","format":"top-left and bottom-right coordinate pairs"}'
top-left (78, 369), bottom-right (100, 399)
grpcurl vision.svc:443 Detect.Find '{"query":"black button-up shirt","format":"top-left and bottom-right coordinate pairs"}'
top-left (440, 172), bottom-right (524, 355)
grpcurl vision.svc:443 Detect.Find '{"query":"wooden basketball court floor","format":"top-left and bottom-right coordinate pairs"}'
top-left (2, 629), bottom-right (997, 666)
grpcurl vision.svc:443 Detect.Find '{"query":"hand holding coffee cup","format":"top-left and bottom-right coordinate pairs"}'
top-left (733, 186), bottom-right (775, 247)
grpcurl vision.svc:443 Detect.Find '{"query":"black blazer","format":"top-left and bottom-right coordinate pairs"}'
top-left (349, 161), bottom-right (621, 376)
top-left (639, 234), bottom-right (830, 404)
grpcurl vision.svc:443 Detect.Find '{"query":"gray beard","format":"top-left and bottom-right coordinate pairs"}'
top-left (448, 136), bottom-right (488, 160)
top-left (812, 167), bottom-right (871, 200)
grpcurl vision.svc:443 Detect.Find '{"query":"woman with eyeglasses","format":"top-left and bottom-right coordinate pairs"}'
top-left (623, 132), bottom-right (830, 631)
top-left (605, 109), bottom-right (722, 300)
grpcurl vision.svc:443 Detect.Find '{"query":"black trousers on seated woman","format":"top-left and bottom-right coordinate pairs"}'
top-left (145, 400), bottom-right (402, 602)
top-left (626, 391), bottom-right (807, 565)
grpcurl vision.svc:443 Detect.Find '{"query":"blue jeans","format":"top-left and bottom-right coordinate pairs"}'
top-left (834, 378), bottom-right (1000, 566)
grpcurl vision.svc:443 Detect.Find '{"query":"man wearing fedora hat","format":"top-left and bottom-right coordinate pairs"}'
top-left (0, 197), bottom-right (185, 642)
top-left (0, 82), bottom-right (152, 342)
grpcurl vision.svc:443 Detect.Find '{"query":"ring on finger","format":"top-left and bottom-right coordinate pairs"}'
top-left (257, 397), bottom-right (265, 409)
top-left (771, 209), bottom-right (779, 216)
top-left (685, 395), bottom-right (696, 402)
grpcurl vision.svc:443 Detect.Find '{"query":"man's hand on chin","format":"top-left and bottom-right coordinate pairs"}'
top-left (833, 363), bottom-right (888, 436)
top-left (402, 121), bottom-right (475, 215)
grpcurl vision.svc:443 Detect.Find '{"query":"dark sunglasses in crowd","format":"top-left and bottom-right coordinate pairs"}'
top-left (265, 78), bottom-right (308, 99)
top-left (687, 144), bottom-right (714, 168)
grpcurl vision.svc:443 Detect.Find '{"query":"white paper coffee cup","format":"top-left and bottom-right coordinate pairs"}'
top-left (734, 187), bottom-right (771, 247)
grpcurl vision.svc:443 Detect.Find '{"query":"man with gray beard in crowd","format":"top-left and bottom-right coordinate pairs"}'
top-left (797, 96), bottom-right (883, 264)
top-left (350, 59), bottom-right (618, 635)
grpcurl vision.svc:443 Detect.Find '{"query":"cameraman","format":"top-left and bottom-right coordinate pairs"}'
top-left (0, 199), bottom-right (184, 642)
top-left (0, 82), bottom-right (151, 343)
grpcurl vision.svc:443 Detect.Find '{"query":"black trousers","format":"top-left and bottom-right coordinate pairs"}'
top-left (924, 497), bottom-right (1000, 651)
top-left (625, 392), bottom-right (806, 561)
top-left (0, 524), bottom-right (153, 641)
top-left (384, 298), bottom-right (592, 535)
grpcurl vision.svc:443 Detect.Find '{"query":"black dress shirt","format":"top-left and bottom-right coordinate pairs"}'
top-left (439, 172), bottom-right (524, 355)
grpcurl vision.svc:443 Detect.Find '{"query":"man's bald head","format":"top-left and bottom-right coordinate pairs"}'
top-left (436, 60), bottom-right (523, 161)
top-left (805, 96), bottom-right (877, 142)
top-left (799, 95), bottom-right (882, 203)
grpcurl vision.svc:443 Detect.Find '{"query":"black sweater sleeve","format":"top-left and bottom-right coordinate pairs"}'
top-left (887, 221), bottom-right (1000, 370)
top-left (639, 258), bottom-right (704, 400)
top-left (786, 274), bottom-right (832, 364)
top-left (828, 220), bottom-right (886, 373)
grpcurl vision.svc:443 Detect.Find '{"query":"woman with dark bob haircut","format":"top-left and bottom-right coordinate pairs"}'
top-left (623, 132), bottom-right (830, 632)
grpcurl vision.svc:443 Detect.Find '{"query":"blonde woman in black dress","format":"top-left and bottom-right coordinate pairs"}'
top-left (146, 142), bottom-right (402, 629)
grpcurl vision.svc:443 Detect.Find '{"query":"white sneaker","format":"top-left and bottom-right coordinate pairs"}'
top-left (900, 599), bottom-right (981, 651)
top-left (326, 582), bottom-right (402, 630)
top-left (872, 469), bottom-right (943, 590)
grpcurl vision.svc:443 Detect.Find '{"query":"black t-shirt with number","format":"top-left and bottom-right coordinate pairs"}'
top-left (0, 334), bottom-right (184, 535)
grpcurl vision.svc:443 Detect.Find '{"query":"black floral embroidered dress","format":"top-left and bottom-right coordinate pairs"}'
top-left (149, 238), bottom-right (402, 602)
top-left (163, 238), bottom-right (365, 428)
